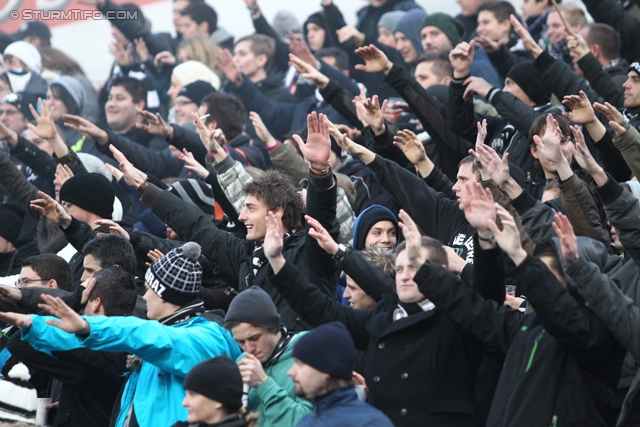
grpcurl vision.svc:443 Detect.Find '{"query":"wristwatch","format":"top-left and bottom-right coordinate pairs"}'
top-left (332, 244), bottom-right (347, 264)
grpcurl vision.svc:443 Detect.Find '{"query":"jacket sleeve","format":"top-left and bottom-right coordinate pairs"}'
top-left (318, 61), bottom-right (360, 97)
top-left (559, 174), bottom-right (610, 247)
top-left (254, 376), bottom-right (313, 426)
top-left (213, 155), bottom-right (253, 215)
top-left (471, 234), bottom-right (506, 304)
top-left (567, 257), bottom-right (640, 361)
top-left (141, 184), bottom-right (246, 286)
top-left (267, 260), bottom-right (373, 351)
top-left (581, 0), bottom-right (640, 64)
top-left (513, 256), bottom-right (619, 366)
top-left (488, 90), bottom-right (542, 134)
top-left (613, 123), bottom-right (640, 180)
top-left (336, 187), bottom-right (355, 247)
top-left (251, 12), bottom-right (289, 73)
top-left (0, 149), bottom-right (41, 218)
top-left (21, 315), bottom-right (87, 354)
top-left (169, 125), bottom-right (208, 166)
top-left (413, 261), bottom-right (521, 354)
top-left (269, 143), bottom-right (309, 185)
top-left (591, 128), bottom-right (632, 182)
top-left (337, 249), bottom-right (396, 302)
top-left (10, 136), bottom-right (56, 182)
top-left (487, 45), bottom-right (533, 80)
top-left (54, 149), bottom-right (88, 175)
top-left (100, 130), bottom-right (183, 179)
top-left (510, 189), bottom-right (557, 245)
top-left (319, 79), bottom-right (362, 130)
top-left (362, 126), bottom-right (414, 172)
top-left (384, 64), bottom-right (473, 158)
top-left (80, 316), bottom-right (239, 377)
top-left (596, 175), bottom-right (640, 265)
top-left (366, 154), bottom-right (468, 247)
top-left (18, 287), bottom-right (71, 313)
top-left (61, 217), bottom-right (97, 253)
top-left (423, 167), bottom-right (456, 200)
top-left (576, 52), bottom-right (624, 107)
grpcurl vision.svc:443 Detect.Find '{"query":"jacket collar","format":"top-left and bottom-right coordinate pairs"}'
top-left (365, 295), bottom-right (438, 339)
top-left (313, 387), bottom-right (358, 414)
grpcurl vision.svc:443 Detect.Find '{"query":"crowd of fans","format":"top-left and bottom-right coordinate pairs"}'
top-left (2, 0), bottom-right (640, 425)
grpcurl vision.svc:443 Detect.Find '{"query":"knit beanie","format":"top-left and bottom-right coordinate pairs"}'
top-left (393, 9), bottom-right (427, 57)
top-left (0, 202), bottom-right (25, 245)
top-left (172, 61), bottom-right (221, 90)
top-left (183, 356), bottom-right (243, 408)
top-left (50, 75), bottom-right (85, 112)
top-left (506, 61), bottom-right (552, 105)
top-left (145, 241), bottom-right (202, 306)
top-left (224, 286), bottom-right (280, 330)
top-left (378, 11), bottom-right (406, 33)
top-left (167, 179), bottom-right (215, 215)
top-left (273, 10), bottom-right (301, 38)
top-left (629, 61), bottom-right (640, 77)
top-left (420, 13), bottom-right (465, 47)
top-left (177, 80), bottom-right (216, 106)
top-left (304, 11), bottom-right (327, 32)
top-left (292, 322), bottom-right (355, 380)
top-left (352, 205), bottom-right (398, 251)
top-left (59, 173), bottom-right (115, 220)
top-left (1, 91), bottom-right (38, 121)
top-left (0, 363), bottom-right (37, 425)
top-left (4, 41), bottom-right (41, 73)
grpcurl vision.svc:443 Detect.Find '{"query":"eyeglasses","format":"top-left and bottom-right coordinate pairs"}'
top-left (15, 278), bottom-right (49, 287)
top-left (62, 202), bottom-right (73, 211)
top-left (174, 99), bottom-right (195, 107)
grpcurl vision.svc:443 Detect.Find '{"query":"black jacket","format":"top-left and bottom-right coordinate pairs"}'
top-left (0, 239), bottom-right (39, 277)
top-left (141, 172), bottom-right (340, 331)
top-left (268, 260), bottom-right (484, 427)
top-left (7, 334), bottom-right (127, 427)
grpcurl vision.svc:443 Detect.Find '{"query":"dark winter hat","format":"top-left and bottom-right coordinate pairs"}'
top-left (59, 173), bottom-right (115, 220)
top-left (177, 80), bottom-right (216, 106)
top-left (224, 286), bottom-right (280, 330)
top-left (0, 203), bottom-right (25, 245)
top-left (167, 179), bottom-right (215, 215)
top-left (506, 61), bottom-right (552, 105)
top-left (352, 204), bottom-right (398, 251)
top-left (183, 356), bottom-right (243, 408)
top-left (629, 62), bottom-right (640, 77)
top-left (292, 321), bottom-right (355, 380)
top-left (1, 91), bottom-right (38, 121)
top-left (304, 12), bottom-right (327, 32)
top-left (393, 9), bottom-right (427, 57)
top-left (420, 13), bottom-right (464, 47)
top-left (145, 241), bottom-right (202, 306)
top-left (14, 20), bottom-right (51, 44)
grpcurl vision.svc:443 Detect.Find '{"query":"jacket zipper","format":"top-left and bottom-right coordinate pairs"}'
top-left (525, 330), bottom-right (545, 372)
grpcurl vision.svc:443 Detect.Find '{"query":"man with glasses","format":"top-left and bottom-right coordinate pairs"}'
top-left (15, 253), bottom-right (71, 291)
top-left (0, 92), bottom-right (37, 135)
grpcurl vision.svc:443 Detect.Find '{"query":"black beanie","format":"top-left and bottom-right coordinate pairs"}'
top-left (183, 356), bottom-right (243, 408)
top-left (224, 286), bottom-right (280, 329)
top-left (0, 202), bottom-right (25, 245)
top-left (352, 205), bottom-right (398, 251)
top-left (629, 61), bottom-right (640, 77)
top-left (292, 322), bottom-right (355, 380)
top-left (167, 179), bottom-right (215, 215)
top-left (59, 173), bottom-right (115, 219)
top-left (506, 61), bottom-right (552, 106)
top-left (304, 12), bottom-right (327, 32)
top-left (177, 80), bottom-right (216, 106)
top-left (145, 241), bottom-right (202, 306)
top-left (1, 91), bottom-right (38, 121)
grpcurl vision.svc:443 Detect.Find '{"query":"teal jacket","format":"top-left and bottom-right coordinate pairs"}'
top-left (237, 332), bottom-right (312, 427)
top-left (23, 315), bottom-right (241, 427)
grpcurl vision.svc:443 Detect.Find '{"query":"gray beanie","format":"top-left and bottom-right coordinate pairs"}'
top-left (225, 286), bottom-right (280, 330)
top-left (378, 11), bottom-right (406, 33)
top-left (273, 10), bottom-right (301, 38)
top-left (50, 75), bottom-right (85, 111)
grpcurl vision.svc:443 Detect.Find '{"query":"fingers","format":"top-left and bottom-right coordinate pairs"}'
top-left (610, 121), bottom-right (627, 135)
top-left (304, 215), bottom-right (324, 234)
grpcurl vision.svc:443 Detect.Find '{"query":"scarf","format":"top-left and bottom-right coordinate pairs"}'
top-left (393, 299), bottom-right (435, 321)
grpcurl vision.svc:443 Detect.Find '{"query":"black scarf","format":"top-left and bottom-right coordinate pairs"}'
top-left (263, 326), bottom-right (297, 369)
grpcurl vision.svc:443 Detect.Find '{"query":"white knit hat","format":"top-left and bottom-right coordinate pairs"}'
top-left (3, 41), bottom-right (42, 74)
top-left (172, 61), bottom-right (220, 90)
top-left (0, 363), bottom-right (37, 425)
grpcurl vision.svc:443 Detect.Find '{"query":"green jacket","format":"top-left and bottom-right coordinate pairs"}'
top-left (237, 332), bottom-right (312, 427)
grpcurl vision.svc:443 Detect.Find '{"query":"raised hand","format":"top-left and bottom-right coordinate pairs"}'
top-left (192, 112), bottom-right (226, 162)
top-left (471, 144), bottom-right (510, 186)
top-left (354, 45), bottom-right (393, 75)
top-left (63, 114), bottom-right (109, 145)
top-left (473, 35), bottom-right (503, 53)
top-left (134, 37), bottom-right (150, 63)
top-left (533, 114), bottom-right (565, 165)
top-left (568, 125), bottom-right (607, 186)
top-left (292, 112), bottom-right (331, 169)
top-left (79, 277), bottom-right (97, 306)
top-left (249, 111), bottom-right (276, 147)
top-left (0, 311), bottom-right (32, 328)
top-left (487, 204), bottom-right (527, 265)
top-left (594, 102), bottom-right (627, 136)
top-left (39, 294), bottom-right (90, 335)
top-left (0, 285), bottom-right (21, 302)
top-left (397, 209), bottom-right (425, 269)
top-left (147, 249), bottom-right (164, 263)
top-left (289, 54), bottom-right (329, 88)
top-left (393, 129), bottom-right (427, 165)
top-left (463, 76), bottom-right (493, 100)
top-left (27, 98), bottom-right (58, 141)
top-left (55, 164), bottom-right (74, 188)
top-left (562, 91), bottom-right (596, 125)
top-left (0, 120), bottom-right (18, 146)
top-left (94, 219), bottom-right (130, 240)
top-left (136, 109), bottom-right (173, 138)
top-left (552, 212), bottom-right (579, 263)
top-left (327, 120), bottom-right (369, 161)
top-left (449, 40), bottom-right (475, 78)
top-left (264, 211), bottom-right (286, 273)
top-left (154, 51), bottom-right (177, 68)
top-left (355, 95), bottom-right (387, 135)
top-left (336, 25), bottom-right (364, 45)
top-left (459, 181), bottom-right (496, 238)
top-left (109, 40), bottom-right (133, 67)
top-left (288, 36), bottom-right (317, 68)
top-left (109, 145), bottom-right (148, 189)
top-left (180, 149), bottom-right (209, 179)
top-left (215, 49), bottom-right (243, 86)
top-left (105, 163), bottom-right (124, 182)
top-left (30, 191), bottom-right (72, 227)
top-left (305, 214), bottom-right (339, 255)
top-left (510, 14), bottom-right (543, 58)
top-left (567, 33), bottom-right (590, 60)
